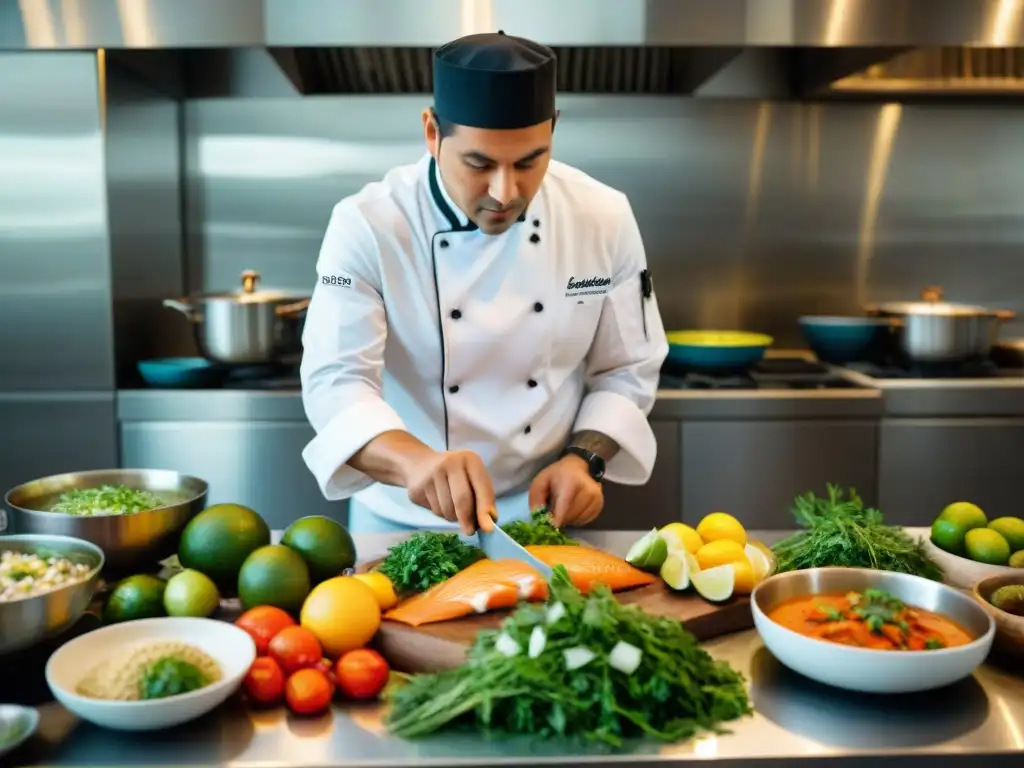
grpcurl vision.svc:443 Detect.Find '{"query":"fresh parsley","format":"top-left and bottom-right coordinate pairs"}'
top-left (771, 484), bottom-right (943, 581)
top-left (502, 509), bottom-right (579, 547)
top-left (376, 532), bottom-right (483, 593)
top-left (385, 565), bottom-right (751, 746)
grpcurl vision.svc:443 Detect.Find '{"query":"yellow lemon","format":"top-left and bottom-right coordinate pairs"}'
top-left (696, 539), bottom-right (747, 571)
top-left (744, 542), bottom-right (775, 583)
top-left (300, 576), bottom-right (381, 659)
top-left (730, 559), bottom-right (757, 595)
top-left (353, 572), bottom-right (399, 610)
top-left (659, 522), bottom-right (704, 555)
top-left (696, 512), bottom-right (747, 546)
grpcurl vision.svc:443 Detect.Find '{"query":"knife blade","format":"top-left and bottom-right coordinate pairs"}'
top-left (472, 525), bottom-right (555, 581)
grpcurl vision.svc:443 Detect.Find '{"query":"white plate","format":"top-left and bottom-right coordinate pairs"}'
top-left (45, 617), bottom-right (255, 731)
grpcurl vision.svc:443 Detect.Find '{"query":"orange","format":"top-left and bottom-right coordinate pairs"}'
top-left (300, 576), bottom-right (381, 659)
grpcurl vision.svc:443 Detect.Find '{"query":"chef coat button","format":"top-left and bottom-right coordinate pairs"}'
top-left (450, 309), bottom-right (462, 320)
top-left (527, 379), bottom-right (537, 388)
top-left (533, 218), bottom-right (540, 227)
top-left (448, 384), bottom-right (459, 394)
top-left (529, 233), bottom-right (541, 244)
top-left (439, 238), bottom-right (449, 248)
top-left (524, 425), bottom-right (532, 434)
top-left (533, 302), bottom-right (544, 313)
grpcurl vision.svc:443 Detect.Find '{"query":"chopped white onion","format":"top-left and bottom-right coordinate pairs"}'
top-left (494, 632), bottom-right (521, 658)
top-left (528, 626), bottom-right (547, 659)
top-left (546, 602), bottom-right (566, 624)
top-left (563, 646), bottom-right (596, 671)
top-left (608, 641), bottom-right (643, 674)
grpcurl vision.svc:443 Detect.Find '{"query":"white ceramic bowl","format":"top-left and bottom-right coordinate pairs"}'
top-left (907, 526), bottom-right (1024, 591)
top-left (751, 567), bottom-right (995, 694)
top-left (45, 617), bottom-right (255, 731)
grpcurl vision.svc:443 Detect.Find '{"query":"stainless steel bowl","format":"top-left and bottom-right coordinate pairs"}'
top-left (4, 469), bottom-right (208, 573)
top-left (0, 534), bottom-right (104, 657)
top-left (751, 567), bottom-right (995, 693)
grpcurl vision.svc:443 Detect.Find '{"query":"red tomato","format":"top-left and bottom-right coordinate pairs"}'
top-left (269, 626), bottom-right (322, 674)
top-left (242, 656), bottom-right (286, 705)
top-left (236, 606), bottom-right (296, 655)
top-left (285, 668), bottom-right (335, 715)
top-left (334, 649), bottom-right (390, 700)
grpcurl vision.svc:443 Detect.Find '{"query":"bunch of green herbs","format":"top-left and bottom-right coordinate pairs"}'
top-left (502, 508), bottom-right (579, 546)
top-left (376, 532), bottom-right (483, 593)
top-left (50, 484), bottom-right (165, 516)
top-left (385, 565), bottom-right (751, 746)
top-left (771, 484), bottom-right (942, 581)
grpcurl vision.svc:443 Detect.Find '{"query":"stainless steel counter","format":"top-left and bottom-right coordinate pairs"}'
top-left (8, 531), bottom-right (1024, 768)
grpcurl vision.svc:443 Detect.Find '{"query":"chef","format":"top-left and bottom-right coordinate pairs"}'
top-left (300, 30), bottom-right (668, 535)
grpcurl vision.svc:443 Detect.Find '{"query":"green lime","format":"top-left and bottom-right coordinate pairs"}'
top-left (964, 528), bottom-right (1011, 565)
top-left (281, 515), bottom-right (357, 583)
top-left (989, 584), bottom-right (1024, 616)
top-left (237, 545), bottom-right (311, 612)
top-left (988, 517), bottom-right (1024, 552)
top-left (938, 501), bottom-right (987, 530)
top-left (626, 528), bottom-right (669, 572)
top-left (931, 517), bottom-right (970, 555)
top-left (178, 503), bottom-right (271, 593)
top-left (104, 574), bottom-right (166, 624)
top-left (163, 569), bottom-right (221, 618)
top-left (1009, 550), bottom-right (1024, 568)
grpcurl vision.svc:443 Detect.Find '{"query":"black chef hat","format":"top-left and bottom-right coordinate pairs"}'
top-left (433, 31), bottom-right (557, 130)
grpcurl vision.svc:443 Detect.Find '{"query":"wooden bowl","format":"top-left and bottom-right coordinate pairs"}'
top-left (973, 573), bottom-right (1024, 660)
top-left (906, 527), bottom-right (1024, 591)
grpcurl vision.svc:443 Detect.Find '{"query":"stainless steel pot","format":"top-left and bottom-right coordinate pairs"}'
top-left (865, 286), bottom-right (1014, 363)
top-left (164, 270), bottom-right (310, 365)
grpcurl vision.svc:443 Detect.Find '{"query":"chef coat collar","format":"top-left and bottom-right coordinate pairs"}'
top-left (428, 156), bottom-right (527, 234)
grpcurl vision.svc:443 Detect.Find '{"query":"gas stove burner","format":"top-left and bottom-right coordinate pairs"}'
top-left (847, 359), bottom-right (1024, 380)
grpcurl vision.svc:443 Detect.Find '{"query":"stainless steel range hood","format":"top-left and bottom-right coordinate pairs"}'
top-left (4, 0), bottom-right (1024, 99)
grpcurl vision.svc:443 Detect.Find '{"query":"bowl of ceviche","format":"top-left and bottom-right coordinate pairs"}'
top-left (751, 567), bottom-right (995, 694)
top-left (4, 469), bottom-right (208, 573)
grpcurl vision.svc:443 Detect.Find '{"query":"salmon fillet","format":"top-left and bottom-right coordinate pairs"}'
top-left (384, 559), bottom-right (549, 627)
top-left (526, 545), bottom-right (656, 594)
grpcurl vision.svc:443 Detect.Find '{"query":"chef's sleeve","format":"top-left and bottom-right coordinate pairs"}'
top-left (572, 198), bottom-right (669, 485)
top-left (300, 200), bottom-right (406, 500)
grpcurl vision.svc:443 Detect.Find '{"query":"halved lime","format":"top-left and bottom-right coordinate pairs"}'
top-left (660, 553), bottom-right (691, 591)
top-left (691, 564), bottom-right (735, 602)
top-left (626, 528), bottom-right (669, 571)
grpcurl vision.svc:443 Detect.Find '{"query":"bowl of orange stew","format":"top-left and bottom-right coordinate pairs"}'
top-left (751, 567), bottom-right (995, 694)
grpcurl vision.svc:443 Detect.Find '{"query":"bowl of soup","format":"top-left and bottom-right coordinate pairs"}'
top-left (751, 567), bottom-right (995, 694)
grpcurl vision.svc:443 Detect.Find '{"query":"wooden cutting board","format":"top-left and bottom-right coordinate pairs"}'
top-left (370, 576), bottom-right (753, 674)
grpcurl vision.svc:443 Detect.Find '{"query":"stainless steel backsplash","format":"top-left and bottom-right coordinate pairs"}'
top-left (185, 95), bottom-right (1024, 347)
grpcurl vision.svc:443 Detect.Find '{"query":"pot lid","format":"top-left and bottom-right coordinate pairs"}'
top-left (196, 271), bottom-right (305, 304)
top-left (874, 300), bottom-right (992, 316)
top-left (870, 286), bottom-right (996, 316)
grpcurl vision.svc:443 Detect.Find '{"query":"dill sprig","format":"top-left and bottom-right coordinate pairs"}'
top-left (771, 484), bottom-right (943, 581)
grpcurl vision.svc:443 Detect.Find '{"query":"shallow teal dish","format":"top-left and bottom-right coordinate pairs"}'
top-left (665, 330), bottom-right (774, 371)
top-left (0, 705), bottom-right (39, 760)
top-left (137, 358), bottom-right (227, 388)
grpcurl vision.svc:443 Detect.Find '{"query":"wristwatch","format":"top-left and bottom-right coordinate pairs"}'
top-left (561, 446), bottom-right (606, 482)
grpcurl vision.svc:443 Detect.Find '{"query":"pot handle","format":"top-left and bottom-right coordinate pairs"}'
top-left (276, 298), bottom-right (310, 319)
top-left (163, 298), bottom-right (199, 322)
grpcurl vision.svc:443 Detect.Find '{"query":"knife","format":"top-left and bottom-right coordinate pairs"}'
top-left (469, 525), bottom-right (555, 581)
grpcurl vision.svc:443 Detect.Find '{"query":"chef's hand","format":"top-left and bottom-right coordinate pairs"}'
top-left (528, 455), bottom-right (603, 528)
top-left (405, 450), bottom-right (498, 535)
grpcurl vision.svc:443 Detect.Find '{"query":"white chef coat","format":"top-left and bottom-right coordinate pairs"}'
top-left (300, 152), bottom-right (668, 528)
